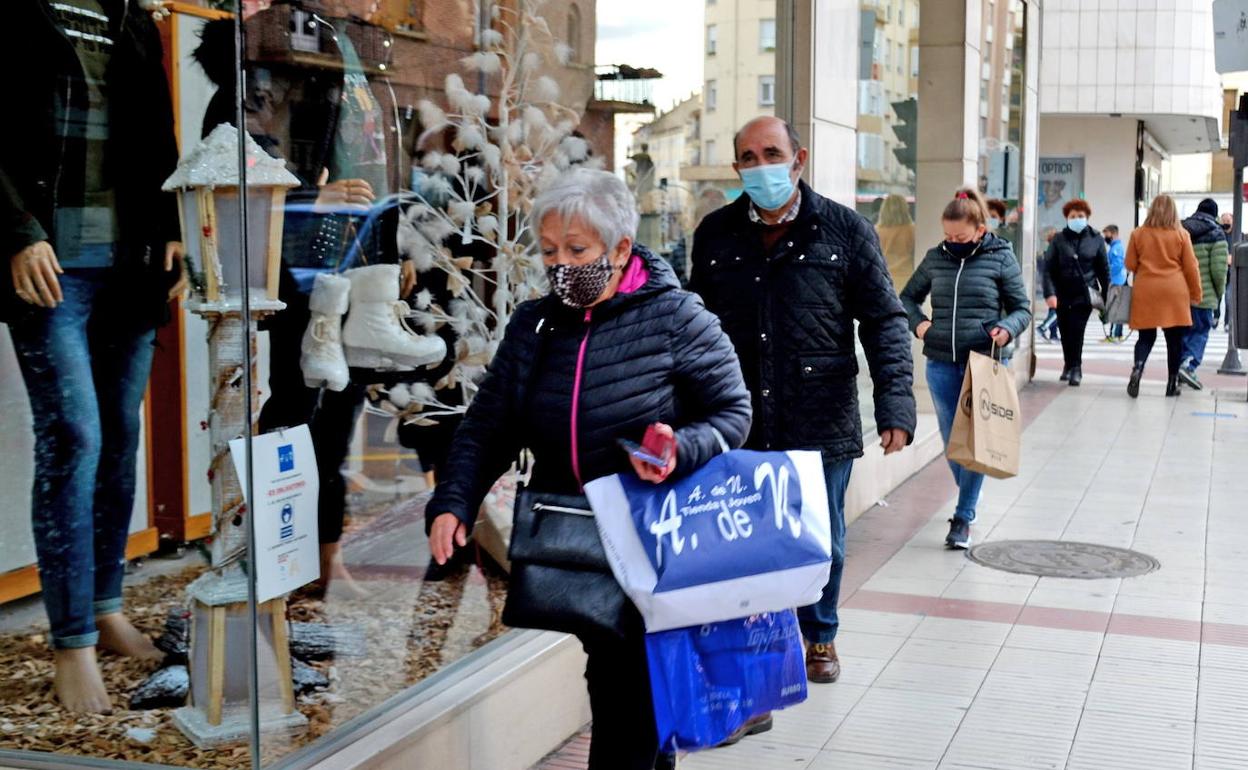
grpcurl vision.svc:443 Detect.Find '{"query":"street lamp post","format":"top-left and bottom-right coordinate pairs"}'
top-left (1220, 97), bottom-right (1247, 376)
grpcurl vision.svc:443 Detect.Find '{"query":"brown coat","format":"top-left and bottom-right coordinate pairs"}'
top-left (1125, 226), bottom-right (1202, 329)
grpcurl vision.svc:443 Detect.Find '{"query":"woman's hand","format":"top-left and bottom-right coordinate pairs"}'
top-left (915, 320), bottom-right (932, 339)
top-left (989, 327), bottom-right (1011, 347)
top-left (429, 513), bottom-right (468, 565)
top-left (165, 241), bottom-right (189, 301)
top-left (1045, 295), bottom-right (1058, 310)
top-left (315, 175), bottom-right (375, 211)
top-left (630, 422), bottom-right (677, 484)
top-left (11, 241), bottom-right (63, 307)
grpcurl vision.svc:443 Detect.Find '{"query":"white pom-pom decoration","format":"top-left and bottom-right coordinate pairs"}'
top-left (481, 29), bottom-right (504, 48)
top-left (533, 76), bottom-right (559, 102)
top-left (440, 154), bottom-right (462, 176)
top-left (458, 125), bottom-right (486, 151)
top-left (449, 199), bottom-right (476, 225)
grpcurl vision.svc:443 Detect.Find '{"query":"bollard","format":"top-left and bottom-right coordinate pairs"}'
top-left (1218, 249), bottom-right (1247, 375)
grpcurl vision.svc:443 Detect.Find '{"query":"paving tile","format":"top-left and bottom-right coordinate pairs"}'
top-left (1098, 632), bottom-right (1201, 665)
top-left (911, 617), bottom-right (1013, 646)
top-left (891, 637), bottom-right (1001, 670)
top-left (809, 750), bottom-right (935, 769)
top-left (833, 631), bottom-right (909, 661)
top-left (956, 696), bottom-right (1083, 740)
top-left (1194, 720), bottom-right (1248, 769)
top-left (1068, 711), bottom-right (1194, 770)
top-left (1003, 624), bottom-right (1106, 656)
top-left (939, 728), bottom-right (1071, 769)
top-left (1025, 586), bottom-right (1118, 613)
top-left (836, 608), bottom-right (926, 637)
top-left (678, 740), bottom-right (818, 769)
top-left (870, 660), bottom-right (989, 699)
top-left (989, 646), bottom-right (1098, 681)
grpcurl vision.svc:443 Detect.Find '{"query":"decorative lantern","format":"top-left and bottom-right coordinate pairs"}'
top-left (162, 123), bottom-right (299, 310)
top-left (163, 125), bottom-right (307, 746)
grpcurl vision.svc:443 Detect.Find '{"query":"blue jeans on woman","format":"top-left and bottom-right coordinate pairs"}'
top-left (926, 358), bottom-right (985, 525)
top-left (796, 456), bottom-right (853, 644)
top-left (7, 270), bottom-right (155, 649)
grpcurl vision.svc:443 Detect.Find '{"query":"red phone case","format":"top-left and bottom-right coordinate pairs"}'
top-left (641, 423), bottom-right (674, 462)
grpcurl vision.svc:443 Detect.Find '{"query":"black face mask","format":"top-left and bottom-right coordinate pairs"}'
top-left (1104, 235), bottom-right (1114, 244)
top-left (942, 240), bottom-right (981, 259)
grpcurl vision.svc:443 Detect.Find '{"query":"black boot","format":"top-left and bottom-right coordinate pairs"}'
top-left (1060, 366), bottom-right (1072, 381)
top-left (1068, 366), bottom-right (1082, 387)
top-left (1166, 375), bottom-right (1181, 397)
top-left (1127, 364), bottom-right (1144, 399)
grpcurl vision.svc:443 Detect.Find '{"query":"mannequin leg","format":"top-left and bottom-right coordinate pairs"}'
top-left (88, 316), bottom-right (160, 659)
top-left (311, 383), bottom-right (369, 597)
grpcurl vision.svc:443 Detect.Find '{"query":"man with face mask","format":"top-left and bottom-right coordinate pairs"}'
top-left (690, 116), bottom-right (916, 688)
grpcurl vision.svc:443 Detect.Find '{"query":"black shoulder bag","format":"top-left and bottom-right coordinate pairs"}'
top-left (500, 315), bottom-right (631, 640)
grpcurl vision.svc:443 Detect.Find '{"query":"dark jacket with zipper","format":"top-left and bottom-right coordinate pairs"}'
top-left (1041, 225), bottom-right (1110, 308)
top-left (1, 0), bottom-right (181, 328)
top-left (427, 248), bottom-right (752, 532)
top-left (900, 233), bottom-right (1032, 364)
top-left (688, 180), bottom-right (916, 462)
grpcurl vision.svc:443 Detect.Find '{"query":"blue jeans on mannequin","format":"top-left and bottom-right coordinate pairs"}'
top-left (8, 270), bottom-right (155, 650)
top-left (926, 358), bottom-right (985, 524)
top-left (796, 457), bottom-right (853, 644)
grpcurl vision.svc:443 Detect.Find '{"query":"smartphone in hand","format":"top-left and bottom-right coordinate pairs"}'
top-left (618, 438), bottom-right (668, 468)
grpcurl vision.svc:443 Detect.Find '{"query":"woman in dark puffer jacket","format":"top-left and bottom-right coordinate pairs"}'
top-left (900, 188), bottom-right (1031, 550)
top-left (426, 168), bottom-right (752, 770)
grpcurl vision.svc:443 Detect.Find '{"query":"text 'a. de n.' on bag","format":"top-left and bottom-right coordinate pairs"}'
top-left (584, 449), bottom-right (833, 632)
top-left (946, 349), bottom-right (1022, 479)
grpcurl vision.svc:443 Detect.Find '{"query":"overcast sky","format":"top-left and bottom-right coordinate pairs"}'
top-left (595, 2), bottom-right (705, 112)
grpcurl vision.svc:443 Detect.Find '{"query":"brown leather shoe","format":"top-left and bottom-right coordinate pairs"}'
top-left (716, 712), bottom-right (774, 747)
top-left (806, 641), bottom-right (841, 683)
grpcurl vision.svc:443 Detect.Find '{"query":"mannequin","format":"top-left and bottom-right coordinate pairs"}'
top-left (1, 0), bottom-right (184, 713)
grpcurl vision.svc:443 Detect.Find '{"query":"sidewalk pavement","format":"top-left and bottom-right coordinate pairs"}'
top-left (537, 365), bottom-right (1248, 769)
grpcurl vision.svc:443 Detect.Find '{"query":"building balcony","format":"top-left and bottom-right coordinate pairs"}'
top-left (593, 65), bottom-right (663, 112)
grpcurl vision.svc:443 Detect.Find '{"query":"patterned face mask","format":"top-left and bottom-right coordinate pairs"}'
top-left (546, 252), bottom-right (616, 308)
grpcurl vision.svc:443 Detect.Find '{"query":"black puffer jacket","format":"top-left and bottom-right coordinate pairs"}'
top-left (689, 181), bottom-right (916, 461)
top-left (900, 233), bottom-right (1032, 364)
top-left (1042, 225), bottom-right (1110, 307)
top-left (427, 247), bottom-right (752, 531)
top-left (1, 0), bottom-right (181, 327)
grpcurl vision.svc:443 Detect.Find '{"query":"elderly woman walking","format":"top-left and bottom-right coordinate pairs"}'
top-left (426, 168), bottom-right (752, 769)
top-left (1126, 194), bottom-right (1203, 398)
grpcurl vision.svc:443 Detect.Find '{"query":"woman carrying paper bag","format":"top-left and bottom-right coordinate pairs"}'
top-left (900, 188), bottom-right (1031, 549)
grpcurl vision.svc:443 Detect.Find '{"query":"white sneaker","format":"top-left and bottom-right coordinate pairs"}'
top-left (301, 273), bottom-right (351, 391)
top-left (342, 265), bottom-right (447, 370)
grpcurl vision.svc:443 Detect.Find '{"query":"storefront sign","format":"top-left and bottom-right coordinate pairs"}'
top-left (230, 426), bottom-right (320, 601)
top-left (1037, 156), bottom-right (1085, 251)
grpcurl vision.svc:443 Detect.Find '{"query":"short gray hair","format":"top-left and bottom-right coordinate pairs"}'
top-left (532, 168), bottom-right (639, 250)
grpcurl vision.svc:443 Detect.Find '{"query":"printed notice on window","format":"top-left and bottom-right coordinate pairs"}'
top-left (230, 426), bottom-right (321, 602)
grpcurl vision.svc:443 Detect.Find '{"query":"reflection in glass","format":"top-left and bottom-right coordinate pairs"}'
top-left (978, 0), bottom-right (1028, 260)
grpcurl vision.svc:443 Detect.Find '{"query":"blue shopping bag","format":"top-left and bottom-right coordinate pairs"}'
top-left (585, 449), bottom-right (831, 631)
top-left (646, 610), bottom-right (807, 752)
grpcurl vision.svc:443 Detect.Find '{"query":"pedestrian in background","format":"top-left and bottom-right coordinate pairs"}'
top-left (1102, 224), bottom-right (1127, 342)
top-left (900, 188), bottom-right (1030, 549)
top-left (1042, 199), bottom-right (1110, 386)
top-left (1126, 194), bottom-right (1202, 398)
top-left (1037, 228), bottom-right (1061, 342)
top-left (1218, 212), bottom-right (1235, 331)
top-left (691, 116), bottom-right (916, 688)
top-left (1177, 199), bottom-right (1228, 390)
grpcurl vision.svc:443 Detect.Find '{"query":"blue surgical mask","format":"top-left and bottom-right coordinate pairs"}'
top-left (739, 161), bottom-right (798, 211)
top-left (987, 217), bottom-right (1001, 230)
top-left (1067, 218), bottom-right (1088, 233)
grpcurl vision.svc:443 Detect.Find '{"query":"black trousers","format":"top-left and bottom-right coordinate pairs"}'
top-left (1056, 304), bottom-right (1093, 368)
top-left (580, 628), bottom-right (660, 770)
top-left (1134, 327), bottom-right (1188, 377)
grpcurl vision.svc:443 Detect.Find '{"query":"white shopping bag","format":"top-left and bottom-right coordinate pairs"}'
top-left (584, 449), bottom-right (832, 632)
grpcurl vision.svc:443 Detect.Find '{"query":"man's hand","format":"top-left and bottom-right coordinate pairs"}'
top-left (989, 327), bottom-right (1011, 347)
top-left (915, 320), bottom-right (932, 339)
top-left (429, 513), bottom-right (468, 566)
top-left (400, 259), bottom-right (417, 298)
top-left (165, 241), bottom-right (189, 301)
top-left (879, 428), bottom-right (909, 455)
top-left (1045, 295), bottom-right (1058, 310)
top-left (10, 241), bottom-right (63, 307)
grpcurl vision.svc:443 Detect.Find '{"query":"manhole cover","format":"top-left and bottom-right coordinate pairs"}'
top-left (966, 540), bottom-right (1160, 579)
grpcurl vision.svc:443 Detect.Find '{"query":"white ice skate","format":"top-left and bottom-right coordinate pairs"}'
top-left (301, 273), bottom-right (351, 391)
top-left (341, 264), bottom-right (446, 370)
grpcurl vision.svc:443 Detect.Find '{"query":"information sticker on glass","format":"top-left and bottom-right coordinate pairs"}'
top-left (230, 426), bottom-right (321, 601)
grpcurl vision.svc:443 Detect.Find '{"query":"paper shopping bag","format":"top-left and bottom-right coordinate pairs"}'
top-left (946, 351), bottom-right (1021, 479)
